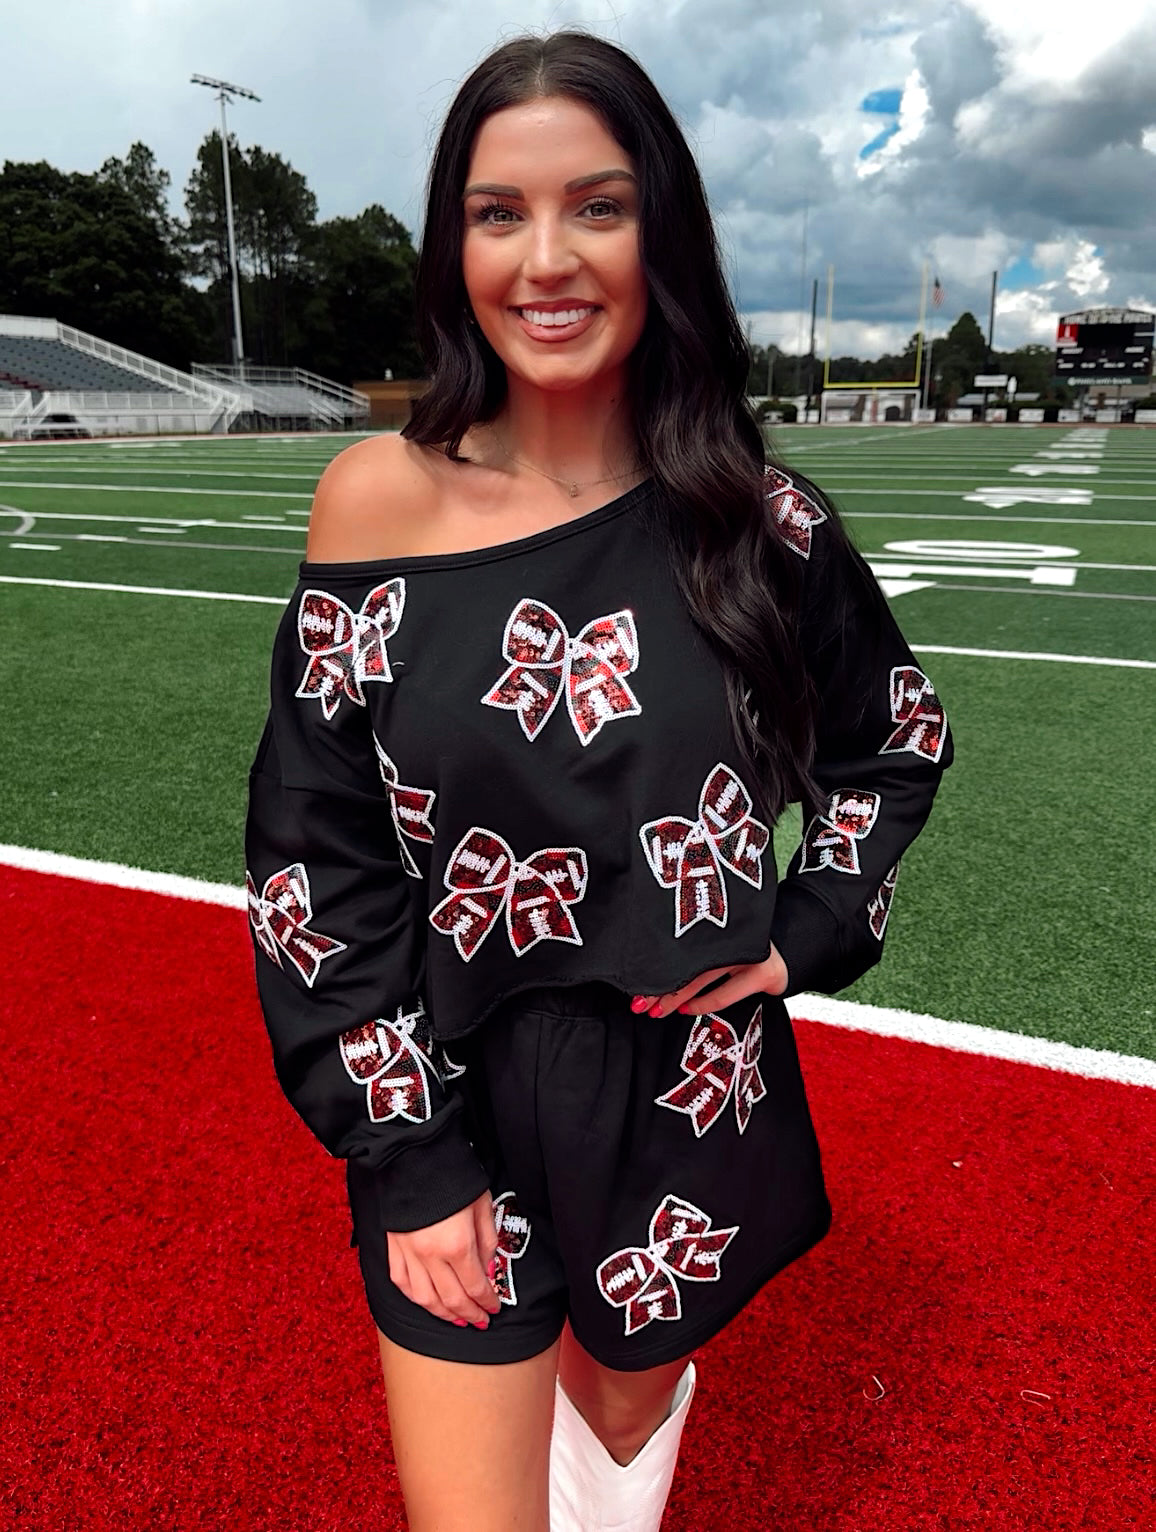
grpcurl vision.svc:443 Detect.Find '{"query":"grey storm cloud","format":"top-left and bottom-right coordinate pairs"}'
top-left (2, 0), bottom-right (1153, 354)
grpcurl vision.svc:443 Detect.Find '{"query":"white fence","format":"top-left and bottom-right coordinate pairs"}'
top-left (2, 391), bottom-right (228, 439)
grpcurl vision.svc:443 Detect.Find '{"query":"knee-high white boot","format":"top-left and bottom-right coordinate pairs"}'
top-left (548, 1362), bottom-right (696, 1531)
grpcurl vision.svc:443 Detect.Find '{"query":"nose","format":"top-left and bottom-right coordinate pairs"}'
top-left (521, 212), bottom-right (581, 285)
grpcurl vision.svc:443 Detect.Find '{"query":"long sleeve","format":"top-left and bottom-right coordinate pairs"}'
top-left (768, 475), bottom-right (954, 996)
top-left (244, 591), bottom-right (489, 1232)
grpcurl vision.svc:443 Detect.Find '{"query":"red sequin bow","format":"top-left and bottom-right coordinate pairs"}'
top-left (880, 666), bottom-right (947, 762)
top-left (482, 598), bottom-right (640, 744)
top-left (373, 736), bottom-right (436, 878)
top-left (246, 861), bottom-right (347, 987)
top-left (656, 1005), bottom-right (767, 1137)
top-left (800, 789), bottom-right (881, 876)
top-left (639, 763), bottom-right (769, 936)
top-left (597, 1195), bottom-right (739, 1336)
top-left (295, 578), bottom-right (406, 719)
top-left (339, 1002), bottom-right (458, 1125)
top-left (491, 1191), bottom-right (532, 1306)
top-left (429, 827), bottom-right (588, 962)
top-left (764, 466), bottom-right (827, 559)
top-left (868, 861), bottom-right (901, 940)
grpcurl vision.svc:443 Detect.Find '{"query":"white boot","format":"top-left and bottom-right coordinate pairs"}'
top-left (549, 1362), bottom-right (697, 1531)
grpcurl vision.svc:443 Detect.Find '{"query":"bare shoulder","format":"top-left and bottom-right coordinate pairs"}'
top-left (304, 433), bottom-right (443, 563)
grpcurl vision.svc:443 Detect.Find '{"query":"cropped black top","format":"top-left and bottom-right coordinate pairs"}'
top-left (245, 469), bottom-right (952, 1229)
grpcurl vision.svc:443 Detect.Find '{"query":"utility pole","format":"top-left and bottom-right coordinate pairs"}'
top-left (794, 201), bottom-right (809, 398)
top-left (806, 277), bottom-right (818, 421)
top-left (191, 74), bottom-right (261, 373)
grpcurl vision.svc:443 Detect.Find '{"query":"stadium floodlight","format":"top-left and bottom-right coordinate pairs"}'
top-left (191, 74), bottom-right (261, 374)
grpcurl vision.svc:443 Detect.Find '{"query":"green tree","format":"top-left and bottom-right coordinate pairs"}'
top-left (0, 158), bottom-right (206, 368)
top-left (299, 206), bottom-right (422, 382)
top-left (933, 311), bottom-right (988, 404)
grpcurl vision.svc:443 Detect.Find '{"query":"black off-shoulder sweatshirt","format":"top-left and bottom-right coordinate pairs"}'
top-left (245, 469), bottom-right (952, 1230)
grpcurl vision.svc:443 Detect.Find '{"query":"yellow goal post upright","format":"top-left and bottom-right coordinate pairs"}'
top-left (820, 262), bottom-right (930, 424)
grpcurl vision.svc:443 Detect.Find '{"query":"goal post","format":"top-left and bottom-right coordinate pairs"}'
top-left (822, 263), bottom-right (930, 390)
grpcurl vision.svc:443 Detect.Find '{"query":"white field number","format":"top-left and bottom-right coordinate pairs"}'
top-left (867, 539), bottom-right (1081, 588)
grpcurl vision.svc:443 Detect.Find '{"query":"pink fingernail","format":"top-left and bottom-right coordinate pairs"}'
top-left (630, 997), bottom-right (648, 1012)
top-left (649, 1005), bottom-right (664, 1018)
top-left (473, 1321), bottom-right (489, 1331)
top-left (677, 1004), bottom-right (690, 1014)
top-left (453, 1319), bottom-right (468, 1327)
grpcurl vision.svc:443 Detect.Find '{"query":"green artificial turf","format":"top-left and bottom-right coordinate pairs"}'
top-left (3, 426), bottom-right (1154, 1059)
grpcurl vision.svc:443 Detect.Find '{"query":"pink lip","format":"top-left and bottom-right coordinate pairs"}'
top-left (512, 307), bottom-right (600, 343)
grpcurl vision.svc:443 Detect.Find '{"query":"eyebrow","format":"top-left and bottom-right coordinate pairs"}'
top-left (462, 169), bottom-right (637, 199)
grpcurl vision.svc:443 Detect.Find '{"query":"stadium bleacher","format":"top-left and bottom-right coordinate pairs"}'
top-left (0, 335), bottom-right (179, 394)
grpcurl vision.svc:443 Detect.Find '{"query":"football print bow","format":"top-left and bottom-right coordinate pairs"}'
top-left (429, 827), bottom-right (588, 961)
top-left (764, 466), bottom-right (827, 559)
top-left (295, 578), bottom-right (406, 719)
top-left (373, 736), bottom-right (436, 878)
top-left (868, 861), bottom-right (901, 940)
top-left (597, 1195), bottom-right (739, 1336)
top-left (491, 1192), bottom-right (532, 1306)
top-left (482, 598), bottom-right (641, 744)
top-left (639, 763), bottom-right (769, 936)
top-left (880, 666), bottom-right (946, 762)
top-left (339, 1002), bottom-right (462, 1125)
top-left (799, 790), bottom-right (881, 876)
top-left (246, 862), bottom-right (347, 987)
top-left (656, 1006), bottom-right (767, 1137)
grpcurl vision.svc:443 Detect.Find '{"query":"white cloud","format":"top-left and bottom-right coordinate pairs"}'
top-left (857, 68), bottom-right (930, 177)
top-left (962, 0), bottom-right (1152, 86)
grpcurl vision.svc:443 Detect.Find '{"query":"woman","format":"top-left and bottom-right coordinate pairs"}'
top-left (245, 30), bottom-right (952, 1532)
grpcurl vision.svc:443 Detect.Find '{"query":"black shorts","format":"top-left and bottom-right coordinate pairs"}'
top-left (346, 980), bottom-right (832, 1372)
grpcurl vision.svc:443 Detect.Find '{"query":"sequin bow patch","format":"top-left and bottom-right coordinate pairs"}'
top-left (246, 862), bottom-right (347, 987)
top-left (868, 861), bottom-right (901, 940)
top-left (491, 1192), bottom-right (532, 1306)
top-left (764, 466), bottom-right (827, 559)
top-left (482, 598), bottom-right (640, 744)
top-left (800, 790), bottom-right (881, 876)
top-left (339, 1003), bottom-right (462, 1125)
top-left (373, 736), bottom-right (436, 878)
top-left (880, 666), bottom-right (947, 762)
top-left (429, 827), bottom-right (588, 962)
top-left (597, 1195), bottom-right (739, 1336)
top-left (639, 763), bottom-right (769, 936)
top-left (295, 578), bottom-right (406, 719)
top-left (656, 1005), bottom-right (767, 1137)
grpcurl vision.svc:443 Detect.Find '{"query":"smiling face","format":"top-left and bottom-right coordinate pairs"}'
top-left (461, 95), bottom-right (648, 397)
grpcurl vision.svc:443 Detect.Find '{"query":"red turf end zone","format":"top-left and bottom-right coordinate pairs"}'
top-left (2, 866), bottom-right (1153, 1532)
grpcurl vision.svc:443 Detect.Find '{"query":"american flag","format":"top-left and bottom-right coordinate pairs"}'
top-left (932, 273), bottom-right (945, 308)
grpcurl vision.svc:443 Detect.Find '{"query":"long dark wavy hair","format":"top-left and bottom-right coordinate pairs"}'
top-left (403, 30), bottom-right (886, 821)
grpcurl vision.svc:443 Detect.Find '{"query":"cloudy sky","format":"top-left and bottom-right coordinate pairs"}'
top-left (5, 0), bottom-right (1156, 358)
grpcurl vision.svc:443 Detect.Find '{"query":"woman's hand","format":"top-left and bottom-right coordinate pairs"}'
top-left (387, 1188), bottom-right (503, 1329)
top-left (630, 944), bottom-right (789, 1019)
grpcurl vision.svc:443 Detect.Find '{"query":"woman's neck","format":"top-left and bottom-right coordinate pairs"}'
top-left (492, 370), bottom-right (640, 484)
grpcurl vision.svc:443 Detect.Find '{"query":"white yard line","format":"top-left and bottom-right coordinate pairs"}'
top-left (2, 842), bottom-right (1150, 1089)
top-left (1, 466), bottom-right (318, 482)
top-left (0, 481), bottom-right (309, 498)
top-left (786, 994), bottom-right (1156, 1090)
top-left (0, 575), bottom-right (284, 603)
top-left (824, 487), bottom-right (1156, 502)
top-left (1, 510), bottom-right (305, 531)
top-left (911, 643), bottom-right (1156, 670)
top-left (844, 511), bottom-right (1156, 528)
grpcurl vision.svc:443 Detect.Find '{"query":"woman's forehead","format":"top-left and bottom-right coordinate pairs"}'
top-left (466, 97), bottom-right (633, 187)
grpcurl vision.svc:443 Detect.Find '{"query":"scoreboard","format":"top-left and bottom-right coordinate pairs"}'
top-left (1055, 307), bottom-right (1154, 386)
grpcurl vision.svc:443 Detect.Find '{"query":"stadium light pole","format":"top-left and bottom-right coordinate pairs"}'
top-left (191, 74), bottom-right (261, 374)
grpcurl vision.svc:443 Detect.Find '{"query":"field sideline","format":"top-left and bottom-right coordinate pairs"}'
top-left (1, 424), bottom-right (1154, 1058)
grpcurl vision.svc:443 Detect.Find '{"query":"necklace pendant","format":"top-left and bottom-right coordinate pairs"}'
top-left (569, 482), bottom-right (579, 497)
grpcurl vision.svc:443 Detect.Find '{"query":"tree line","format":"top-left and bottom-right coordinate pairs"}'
top-left (746, 310), bottom-right (1068, 409)
top-left (0, 136), bottom-right (1065, 400)
top-left (0, 138), bottom-right (422, 383)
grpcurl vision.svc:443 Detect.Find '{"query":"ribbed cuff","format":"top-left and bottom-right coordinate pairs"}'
top-left (770, 884), bottom-right (849, 998)
top-left (369, 1124), bottom-right (491, 1234)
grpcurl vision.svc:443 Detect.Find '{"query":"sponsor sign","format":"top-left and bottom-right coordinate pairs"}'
top-left (974, 374), bottom-right (1009, 388)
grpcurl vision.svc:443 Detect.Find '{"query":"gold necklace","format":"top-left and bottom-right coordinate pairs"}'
top-left (487, 425), bottom-right (641, 498)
